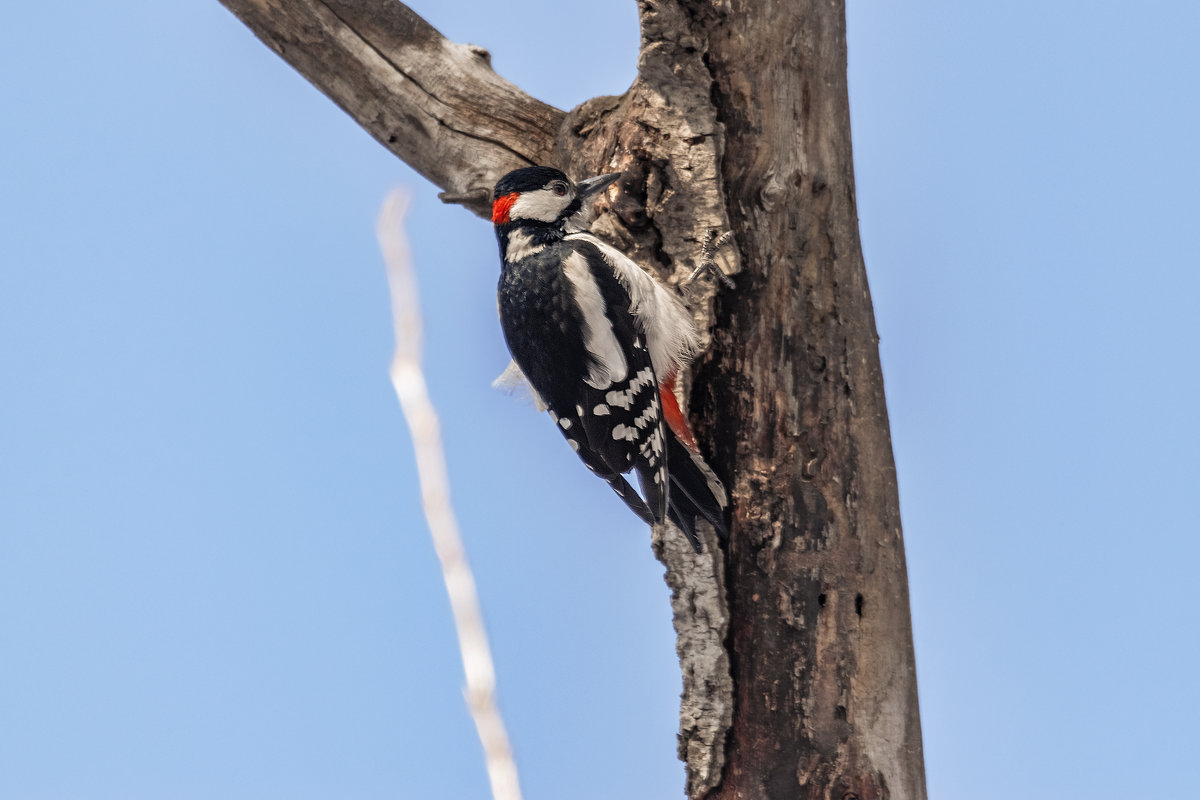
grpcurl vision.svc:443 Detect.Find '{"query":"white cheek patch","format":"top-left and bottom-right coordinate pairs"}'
top-left (510, 188), bottom-right (572, 222)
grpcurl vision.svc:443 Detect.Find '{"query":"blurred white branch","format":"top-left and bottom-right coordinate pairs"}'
top-left (377, 190), bottom-right (523, 800)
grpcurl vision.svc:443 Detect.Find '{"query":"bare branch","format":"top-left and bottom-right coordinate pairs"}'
top-left (438, 187), bottom-right (493, 209)
top-left (378, 190), bottom-right (523, 800)
top-left (220, 0), bottom-right (566, 217)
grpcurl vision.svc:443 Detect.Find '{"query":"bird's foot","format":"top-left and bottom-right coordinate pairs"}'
top-left (685, 228), bottom-right (736, 290)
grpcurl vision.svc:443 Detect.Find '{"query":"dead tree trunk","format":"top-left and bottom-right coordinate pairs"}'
top-left (218, 1), bottom-right (927, 797)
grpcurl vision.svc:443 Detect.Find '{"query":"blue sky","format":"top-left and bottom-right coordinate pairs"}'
top-left (2, 2), bottom-right (1198, 798)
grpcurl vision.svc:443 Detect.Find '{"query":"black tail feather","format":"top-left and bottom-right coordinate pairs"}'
top-left (606, 472), bottom-right (659, 526)
top-left (665, 430), bottom-right (729, 552)
top-left (566, 429), bottom-right (663, 527)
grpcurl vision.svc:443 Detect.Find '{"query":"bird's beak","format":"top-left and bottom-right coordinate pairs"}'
top-left (576, 172), bottom-right (621, 203)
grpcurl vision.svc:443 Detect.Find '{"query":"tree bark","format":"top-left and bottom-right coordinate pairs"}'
top-left (693, 5), bottom-right (925, 797)
top-left (219, 1), bottom-right (926, 797)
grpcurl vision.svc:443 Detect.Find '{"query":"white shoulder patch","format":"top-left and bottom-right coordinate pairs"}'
top-left (565, 233), bottom-right (700, 378)
top-left (562, 250), bottom-right (629, 389)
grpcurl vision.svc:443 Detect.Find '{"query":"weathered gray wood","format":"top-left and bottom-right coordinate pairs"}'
top-left (219, 1), bottom-right (927, 797)
top-left (219, 0), bottom-right (563, 216)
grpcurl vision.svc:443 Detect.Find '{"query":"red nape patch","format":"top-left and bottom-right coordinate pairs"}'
top-left (492, 192), bottom-right (518, 224)
top-left (660, 372), bottom-right (700, 453)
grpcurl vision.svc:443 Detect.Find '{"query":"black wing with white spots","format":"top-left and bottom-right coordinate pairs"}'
top-left (498, 239), bottom-right (668, 525)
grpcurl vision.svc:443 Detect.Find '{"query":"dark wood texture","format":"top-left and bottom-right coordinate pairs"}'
top-left (219, 0), bottom-right (926, 797)
top-left (693, 2), bottom-right (927, 797)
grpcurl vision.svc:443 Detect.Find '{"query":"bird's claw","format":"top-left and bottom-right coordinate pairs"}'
top-left (685, 229), bottom-right (736, 289)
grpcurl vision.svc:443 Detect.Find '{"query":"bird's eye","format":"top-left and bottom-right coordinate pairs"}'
top-left (552, 182), bottom-right (568, 197)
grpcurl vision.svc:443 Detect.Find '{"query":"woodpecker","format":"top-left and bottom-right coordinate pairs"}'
top-left (492, 165), bottom-right (728, 551)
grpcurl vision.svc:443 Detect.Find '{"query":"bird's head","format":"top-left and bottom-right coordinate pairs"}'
top-left (491, 166), bottom-right (620, 229)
